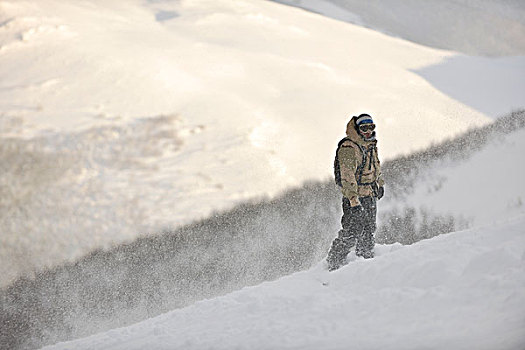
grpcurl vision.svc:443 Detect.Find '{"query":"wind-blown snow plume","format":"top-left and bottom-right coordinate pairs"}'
top-left (1, 111), bottom-right (524, 350)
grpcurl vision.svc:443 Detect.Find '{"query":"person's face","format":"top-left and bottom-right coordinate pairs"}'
top-left (358, 123), bottom-right (375, 138)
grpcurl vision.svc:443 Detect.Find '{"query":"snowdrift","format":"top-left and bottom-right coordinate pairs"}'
top-left (42, 215), bottom-right (525, 350)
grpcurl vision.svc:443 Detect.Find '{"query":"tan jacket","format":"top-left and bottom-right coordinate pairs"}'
top-left (338, 117), bottom-right (384, 206)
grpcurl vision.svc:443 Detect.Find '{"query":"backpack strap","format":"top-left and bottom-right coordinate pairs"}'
top-left (334, 138), bottom-right (348, 187)
top-left (346, 139), bottom-right (368, 186)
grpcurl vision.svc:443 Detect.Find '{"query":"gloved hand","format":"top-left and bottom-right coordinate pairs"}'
top-left (377, 186), bottom-right (384, 200)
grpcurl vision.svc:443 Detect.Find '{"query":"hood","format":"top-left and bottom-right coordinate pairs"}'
top-left (346, 116), bottom-right (377, 146)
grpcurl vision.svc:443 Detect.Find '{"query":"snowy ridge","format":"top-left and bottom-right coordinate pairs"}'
top-left (3, 0), bottom-right (525, 291)
top-left (2, 111), bottom-right (524, 350)
top-left (377, 111), bottom-right (525, 243)
top-left (42, 217), bottom-right (525, 349)
top-left (1, 0), bottom-right (524, 348)
top-left (2, 0), bottom-right (511, 289)
top-left (270, 0), bottom-right (525, 56)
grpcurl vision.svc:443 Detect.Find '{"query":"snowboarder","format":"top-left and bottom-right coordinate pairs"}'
top-left (327, 114), bottom-right (385, 271)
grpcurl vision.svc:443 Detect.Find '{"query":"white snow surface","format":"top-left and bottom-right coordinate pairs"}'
top-left (1, 0), bottom-right (522, 346)
top-left (270, 0), bottom-right (525, 56)
top-left (271, 1), bottom-right (525, 117)
top-left (40, 115), bottom-right (525, 350)
top-left (380, 127), bottom-right (525, 230)
top-left (4, 0), bottom-right (514, 286)
top-left (42, 214), bottom-right (525, 350)
top-left (415, 56), bottom-right (525, 118)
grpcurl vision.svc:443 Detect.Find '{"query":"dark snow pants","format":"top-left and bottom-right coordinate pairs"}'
top-left (327, 196), bottom-right (377, 269)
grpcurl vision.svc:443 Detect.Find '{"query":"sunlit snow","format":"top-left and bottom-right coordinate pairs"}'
top-left (1, 0), bottom-right (524, 349)
top-left (4, 0), bottom-right (514, 286)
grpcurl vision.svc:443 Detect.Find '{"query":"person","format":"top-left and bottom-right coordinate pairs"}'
top-left (327, 113), bottom-right (385, 271)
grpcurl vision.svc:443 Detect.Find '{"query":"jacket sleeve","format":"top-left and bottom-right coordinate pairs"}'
top-left (338, 143), bottom-right (360, 206)
top-left (376, 172), bottom-right (385, 188)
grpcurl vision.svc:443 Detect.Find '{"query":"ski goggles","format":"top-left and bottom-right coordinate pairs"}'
top-left (358, 124), bottom-right (375, 132)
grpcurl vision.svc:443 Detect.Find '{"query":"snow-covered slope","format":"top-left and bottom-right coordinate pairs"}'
top-left (270, 0), bottom-right (525, 117)
top-left (39, 114), bottom-right (525, 350)
top-left (0, 0), bottom-right (503, 287)
top-left (415, 55), bottom-right (525, 118)
top-left (42, 217), bottom-right (525, 350)
top-left (270, 0), bottom-right (525, 56)
top-left (377, 124), bottom-right (525, 237)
